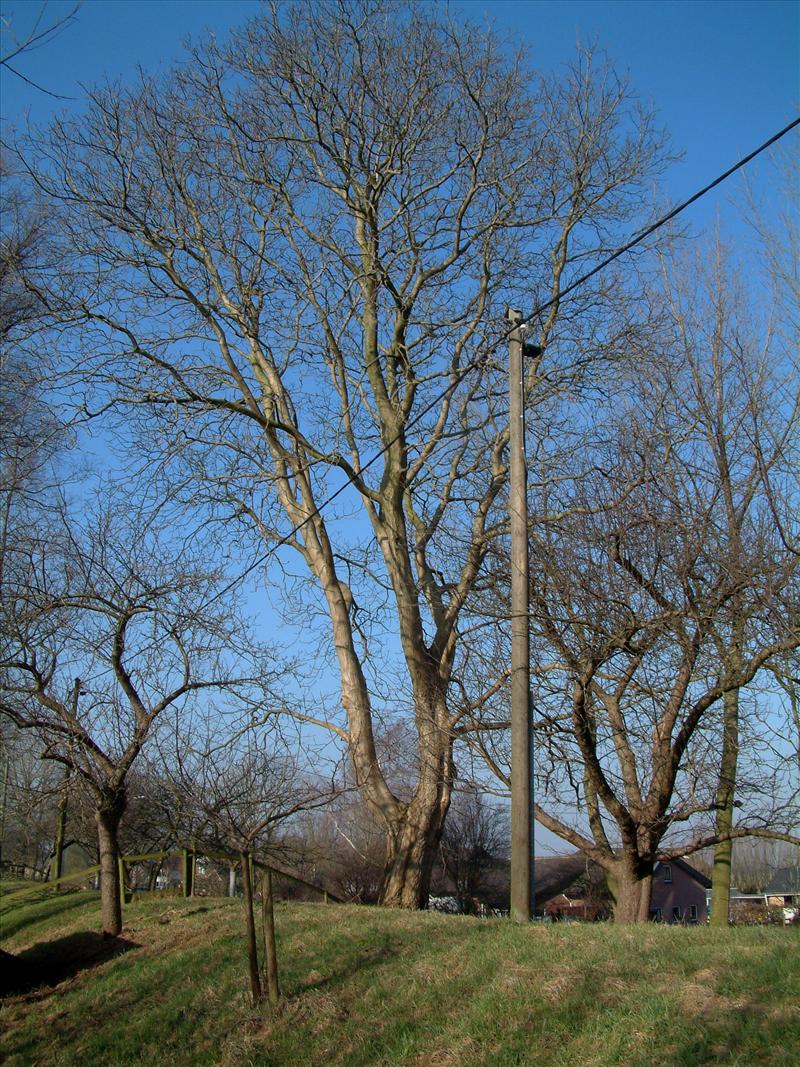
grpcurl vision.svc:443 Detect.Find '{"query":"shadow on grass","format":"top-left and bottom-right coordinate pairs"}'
top-left (0, 891), bottom-right (98, 940)
top-left (1, 930), bottom-right (140, 998)
top-left (294, 940), bottom-right (401, 997)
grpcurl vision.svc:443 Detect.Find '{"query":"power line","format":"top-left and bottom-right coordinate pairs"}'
top-left (518, 115), bottom-right (800, 331)
top-left (210, 115), bottom-right (800, 602)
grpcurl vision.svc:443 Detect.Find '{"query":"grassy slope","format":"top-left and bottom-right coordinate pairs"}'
top-left (1, 882), bottom-right (798, 1067)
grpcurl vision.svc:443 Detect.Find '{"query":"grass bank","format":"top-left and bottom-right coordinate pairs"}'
top-left (1, 881), bottom-right (798, 1066)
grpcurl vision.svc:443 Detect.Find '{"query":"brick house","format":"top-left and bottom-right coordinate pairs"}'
top-left (650, 857), bottom-right (711, 924)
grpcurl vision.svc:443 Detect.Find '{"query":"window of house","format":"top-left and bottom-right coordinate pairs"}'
top-left (672, 906), bottom-right (681, 921)
top-left (650, 908), bottom-right (663, 922)
top-left (663, 865), bottom-right (672, 883)
top-left (689, 905), bottom-right (698, 921)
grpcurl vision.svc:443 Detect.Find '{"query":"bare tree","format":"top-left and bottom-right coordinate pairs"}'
top-left (470, 233), bottom-right (799, 922)
top-left (14, 1), bottom-right (670, 906)
top-left (436, 786), bottom-right (508, 913)
top-left (166, 722), bottom-right (333, 1008)
top-left (0, 2), bottom-right (80, 98)
top-left (0, 498), bottom-right (277, 934)
top-left (0, 721), bottom-right (63, 875)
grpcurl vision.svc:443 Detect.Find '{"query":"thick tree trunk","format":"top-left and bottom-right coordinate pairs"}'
top-left (379, 734), bottom-right (453, 908)
top-left (711, 687), bottom-right (739, 927)
top-left (147, 861), bottom-right (161, 892)
top-left (301, 452), bottom-right (457, 911)
top-left (95, 798), bottom-right (125, 937)
top-left (379, 810), bottom-right (443, 908)
top-left (611, 860), bottom-right (653, 924)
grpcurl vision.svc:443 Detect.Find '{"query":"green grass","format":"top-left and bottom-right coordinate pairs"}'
top-left (2, 881), bottom-right (798, 1066)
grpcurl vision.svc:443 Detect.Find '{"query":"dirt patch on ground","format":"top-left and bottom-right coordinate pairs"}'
top-left (541, 965), bottom-right (580, 1004)
top-left (410, 1034), bottom-right (484, 1066)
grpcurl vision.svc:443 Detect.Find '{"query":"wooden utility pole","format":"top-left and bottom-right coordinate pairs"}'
top-left (507, 308), bottom-right (534, 923)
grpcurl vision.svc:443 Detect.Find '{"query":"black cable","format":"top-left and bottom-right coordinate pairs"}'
top-left (518, 115), bottom-right (800, 330)
top-left (209, 115), bottom-right (800, 602)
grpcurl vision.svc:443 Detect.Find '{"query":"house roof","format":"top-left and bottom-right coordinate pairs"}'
top-left (764, 867), bottom-right (800, 896)
top-left (458, 852), bottom-right (592, 910)
top-left (655, 857), bottom-right (712, 889)
top-left (532, 854), bottom-right (589, 909)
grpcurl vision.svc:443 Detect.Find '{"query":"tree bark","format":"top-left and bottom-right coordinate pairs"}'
top-left (147, 861), bottom-right (161, 892)
top-left (380, 808), bottom-right (445, 908)
top-left (711, 687), bottom-right (740, 927)
top-left (95, 797), bottom-right (125, 937)
top-left (50, 767), bottom-right (69, 887)
top-left (610, 860), bottom-right (653, 924)
top-left (378, 706), bottom-right (453, 908)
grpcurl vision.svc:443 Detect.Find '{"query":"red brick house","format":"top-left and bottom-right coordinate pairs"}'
top-left (650, 858), bottom-right (711, 924)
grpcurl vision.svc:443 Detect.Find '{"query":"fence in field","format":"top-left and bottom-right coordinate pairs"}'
top-left (1, 849), bottom-right (343, 908)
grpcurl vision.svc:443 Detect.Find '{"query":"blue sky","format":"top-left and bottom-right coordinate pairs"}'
top-left (2, 0), bottom-right (797, 232)
top-left (2, 0), bottom-right (797, 855)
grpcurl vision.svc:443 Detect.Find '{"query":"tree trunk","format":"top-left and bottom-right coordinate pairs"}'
top-left (711, 687), bottom-right (740, 927)
top-left (379, 810), bottom-right (439, 904)
top-left (240, 850), bottom-right (262, 1006)
top-left (95, 799), bottom-right (125, 937)
top-left (301, 438), bottom-right (458, 911)
top-left (611, 860), bottom-right (653, 924)
top-left (379, 756), bottom-right (452, 909)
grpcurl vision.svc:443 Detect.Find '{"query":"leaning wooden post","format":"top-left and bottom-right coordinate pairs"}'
top-left (261, 867), bottom-right (280, 1008)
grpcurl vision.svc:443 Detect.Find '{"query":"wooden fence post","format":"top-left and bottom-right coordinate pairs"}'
top-left (182, 848), bottom-right (194, 898)
top-left (261, 867), bottom-right (280, 1007)
top-left (118, 856), bottom-right (127, 906)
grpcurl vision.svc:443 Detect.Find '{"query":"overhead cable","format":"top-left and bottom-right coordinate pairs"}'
top-left (209, 115), bottom-right (800, 602)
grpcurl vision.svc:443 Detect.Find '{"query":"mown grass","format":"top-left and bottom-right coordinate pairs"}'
top-left (1, 880), bottom-right (798, 1066)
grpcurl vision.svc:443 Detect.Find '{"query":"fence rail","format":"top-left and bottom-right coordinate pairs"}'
top-left (3, 849), bottom-right (343, 907)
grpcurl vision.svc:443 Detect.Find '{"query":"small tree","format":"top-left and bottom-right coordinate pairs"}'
top-left (469, 235), bottom-right (799, 922)
top-left (0, 499), bottom-right (272, 934)
top-left (166, 723), bottom-right (333, 1007)
top-left (437, 787), bottom-right (508, 913)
